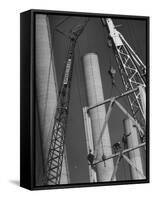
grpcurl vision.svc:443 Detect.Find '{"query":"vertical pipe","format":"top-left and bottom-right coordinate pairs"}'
top-left (139, 86), bottom-right (146, 120)
top-left (35, 14), bottom-right (69, 184)
top-left (123, 118), bottom-right (144, 179)
top-left (83, 53), bottom-right (114, 181)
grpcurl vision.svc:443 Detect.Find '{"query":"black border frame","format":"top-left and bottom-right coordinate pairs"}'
top-left (20, 9), bottom-right (150, 190)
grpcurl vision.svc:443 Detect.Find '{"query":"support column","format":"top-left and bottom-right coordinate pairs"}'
top-left (123, 118), bottom-right (144, 179)
top-left (83, 53), bottom-right (114, 182)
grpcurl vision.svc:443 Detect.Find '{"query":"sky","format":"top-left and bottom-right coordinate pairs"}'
top-left (37, 14), bottom-right (147, 184)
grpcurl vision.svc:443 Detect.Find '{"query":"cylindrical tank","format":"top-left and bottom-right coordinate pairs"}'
top-left (83, 53), bottom-right (114, 182)
top-left (35, 14), bottom-right (69, 185)
top-left (123, 118), bottom-right (144, 179)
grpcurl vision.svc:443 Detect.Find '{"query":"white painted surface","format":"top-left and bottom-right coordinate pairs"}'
top-left (83, 53), bottom-right (114, 181)
top-left (36, 14), bottom-right (57, 166)
top-left (139, 86), bottom-right (146, 120)
top-left (83, 107), bottom-right (97, 182)
top-left (123, 118), bottom-right (144, 179)
top-left (36, 14), bottom-right (69, 184)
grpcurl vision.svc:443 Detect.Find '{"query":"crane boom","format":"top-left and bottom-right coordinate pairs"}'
top-left (47, 21), bottom-right (87, 185)
top-left (103, 18), bottom-right (146, 139)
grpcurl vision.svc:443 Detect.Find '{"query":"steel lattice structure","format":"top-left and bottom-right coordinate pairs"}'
top-left (104, 18), bottom-right (146, 139)
top-left (47, 22), bottom-right (87, 185)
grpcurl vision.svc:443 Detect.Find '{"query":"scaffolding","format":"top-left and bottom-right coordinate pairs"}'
top-left (84, 86), bottom-right (146, 181)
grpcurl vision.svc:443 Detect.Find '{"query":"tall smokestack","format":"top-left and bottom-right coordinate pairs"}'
top-left (35, 14), bottom-right (69, 185)
top-left (83, 53), bottom-right (114, 181)
top-left (123, 118), bottom-right (144, 179)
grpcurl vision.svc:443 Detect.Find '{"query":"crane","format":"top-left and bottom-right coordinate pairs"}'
top-left (46, 19), bottom-right (88, 185)
top-left (102, 18), bottom-right (146, 140)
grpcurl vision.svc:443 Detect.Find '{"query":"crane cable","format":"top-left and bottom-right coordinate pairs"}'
top-left (102, 18), bottom-right (142, 180)
top-left (73, 17), bottom-right (90, 111)
top-left (102, 19), bottom-right (130, 176)
top-left (108, 73), bottom-right (130, 180)
top-left (106, 20), bottom-right (136, 180)
top-left (125, 22), bottom-right (146, 141)
top-left (77, 18), bottom-right (106, 167)
top-left (112, 74), bottom-right (138, 178)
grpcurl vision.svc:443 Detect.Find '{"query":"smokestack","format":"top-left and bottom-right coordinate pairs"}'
top-left (35, 14), bottom-right (69, 185)
top-left (123, 118), bottom-right (144, 179)
top-left (83, 53), bottom-right (114, 181)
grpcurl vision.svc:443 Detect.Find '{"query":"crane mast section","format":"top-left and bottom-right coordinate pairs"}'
top-left (47, 22), bottom-right (87, 185)
top-left (47, 41), bottom-right (75, 185)
top-left (104, 18), bottom-right (146, 136)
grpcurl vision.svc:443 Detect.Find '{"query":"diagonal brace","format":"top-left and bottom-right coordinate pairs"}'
top-left (110, 154), bottom-right (122, 181)
top-left (94, 97), bottom-right (115, 157)
top-left (115, 100), bottom-right (144, 136)
top-left (122, 154), bottom-right (145, 179)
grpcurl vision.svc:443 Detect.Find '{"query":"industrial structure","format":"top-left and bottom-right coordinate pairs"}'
top-left (83, 53), bottom-right (115, 182)
top-left (35, 14), bottom-right (69, 185)
top-left (35, 15), bottom-right (147, 185)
